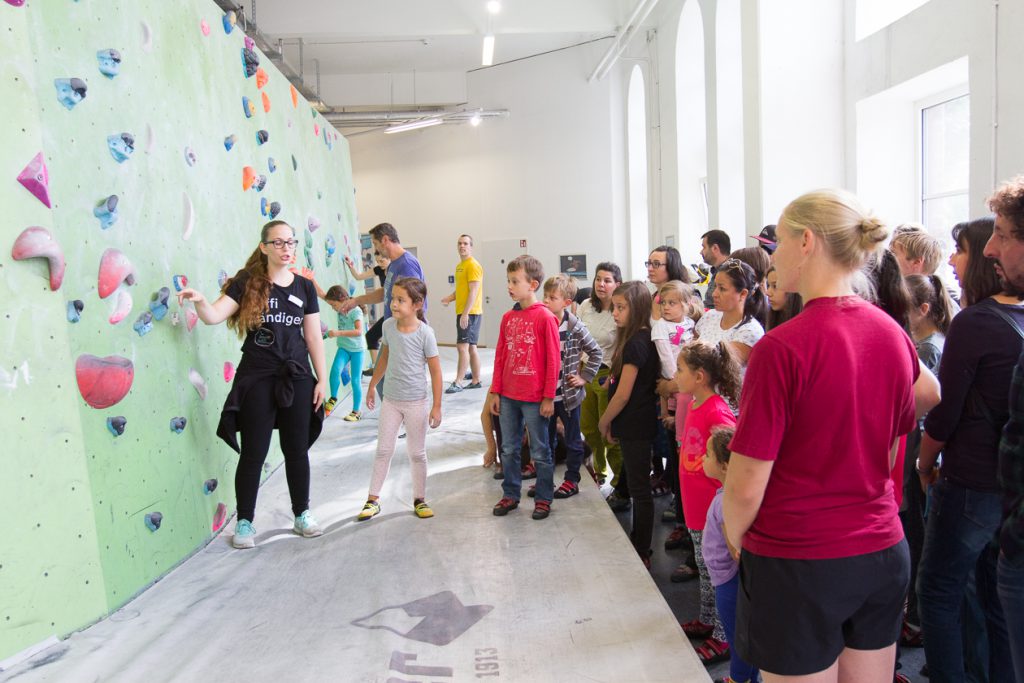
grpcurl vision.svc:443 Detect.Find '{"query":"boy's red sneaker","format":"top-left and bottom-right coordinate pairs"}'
top-left (553, 480), bottom-right (579, 498)
top-left (492, 497), bottom-right (519, 516)
top-left (532, 500), bottom-right (551, 520)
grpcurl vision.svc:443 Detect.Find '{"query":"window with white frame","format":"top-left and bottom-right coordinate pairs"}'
top-left (920, 93), bottom-right (969, 237)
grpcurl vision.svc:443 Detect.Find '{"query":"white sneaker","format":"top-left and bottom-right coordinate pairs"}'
top-left (232, 519), bottom-right (256, 549)
top-left (599, 482), bottom-right (615, 499)
top-left (293, 510), bottom-right (323, 538)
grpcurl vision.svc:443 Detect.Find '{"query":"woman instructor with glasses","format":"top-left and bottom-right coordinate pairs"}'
top-left (646, 245), bottom-right (690, 320)
top-left (177, 220), bottom-right (328, 549)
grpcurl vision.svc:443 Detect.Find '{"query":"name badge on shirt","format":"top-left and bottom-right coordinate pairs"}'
top-left (287, 294), bottom-right (303, 308)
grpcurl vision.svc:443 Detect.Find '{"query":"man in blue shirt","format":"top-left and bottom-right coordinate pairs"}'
top-left (343, 222), bottom-right (426, 320)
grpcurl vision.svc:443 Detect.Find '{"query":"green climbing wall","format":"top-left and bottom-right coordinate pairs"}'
top-left (0, 0), bottom-right (359, 662)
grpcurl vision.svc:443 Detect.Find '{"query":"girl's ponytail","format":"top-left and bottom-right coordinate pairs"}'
top-left (678, 341), bottom-right (742, 405)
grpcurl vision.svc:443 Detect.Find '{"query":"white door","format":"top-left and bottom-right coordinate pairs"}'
top-left (479, 238), bottom-right (526, 347)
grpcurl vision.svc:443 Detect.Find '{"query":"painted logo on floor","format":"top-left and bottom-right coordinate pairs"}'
top-left (351, 591), bottom-right (493, 646)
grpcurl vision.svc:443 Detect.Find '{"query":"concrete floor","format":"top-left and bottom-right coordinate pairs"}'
top-left (2, 347), bottom-right (711, 683)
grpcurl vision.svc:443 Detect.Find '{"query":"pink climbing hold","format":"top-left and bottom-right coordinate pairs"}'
top-left (188, 368), bottom-right (207, 400)
top-left (200, 19), bottom-right (210, 36)
top-left (108, 289), bottom-right (133, 325)
top-left (223, 361), bottom-right (235, 383)
top-left (314, 124), bottom-right (320, 137)
top-left (17, 152), bottom-right (51, 208)
top-left (184, 306), bottom-right (199, 332)
top-left (11, 227), bottom-right (65, 291)
top-left (4, 0), bottom-right (26, 6)
top-left (75, 354), bottom-right (134, 409)
top-left (244, 36), bottom-right (255, 51)
top-left (97, 248), bottom-right (137, 299)
top-left (212, 503), bottom-right (227, 532)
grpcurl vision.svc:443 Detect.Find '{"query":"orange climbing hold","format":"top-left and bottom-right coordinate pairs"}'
top-left (255, 67), bottom-right (268, 89)
top-left (262, 91), bottom-right (271, 113)
top-left (242, 166), bottom-right (256, 191)
top-left (290, 84), bottom-right (298, 108)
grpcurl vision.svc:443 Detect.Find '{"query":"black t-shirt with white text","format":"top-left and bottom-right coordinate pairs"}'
top-left (225, 272), bottom-right (319, 368)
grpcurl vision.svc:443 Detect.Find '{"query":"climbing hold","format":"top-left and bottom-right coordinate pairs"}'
top-left (96, 49), bottom-right (122, 78)
top-left (325, 234), bottom-right (336, 267)
top-left (308, 216), bottom-right (320, 233)
top-left (255, 67), bottom-right (268, 89)
top-left (212, 503), bottom-right (227, 532)
top-left (145, 124), bottom-right (155, 154)
top-left (267, 157), bottom-right (276, 173)
top-left (183, 146), bottom-right (197, 167)
top-left (17, 152), bottom-right (51, 208)
top-left (348, 282), bottom-right (356, 296)
top-left (261, 91), bottom-right (271, 113)
top-left (93, 195), bottom-right (119, 230)
top-left (256, 130), bottom-right (268, 145)
top-left (12, 227), bottom-right (65, 291)
top-left (287, 119), bottom-right (293, 128)
top-left (170, 312), bottom-right (180, 326)
top-left (223, 361), bottom-right (235, 383)
top-left (314, 123), bottom-right (320, 137)
top-left (75, 354), bottom-right (134, 409)
top-left (144, 512), bottom-right (163, 532)
top-left (319, 320), bottom-right (328, 338)
top-left (291, 155), bottom-right (297, 171)
top-left (217, 269), bottom-right (229, 289)
top-left (253, 175), bottom-right (267, 192)
top-left (269, 201), bottom-right (281, 219)
top-left (290, 84), bottom-right (298, 108)
top-left (241, 166), bottom-right (256, 190)
top-left (133, 311), bottom-right (153, 336)
top-left (140, 22), bottom-right (153, 53)
top-left (182, 192), bottom-right (195, 241)
top-left (98, 248), bottom-right (136, 298)
top-left (149, 287), bottom-right (170, 320)
top-left (107, 133), bottom-right (135, 163)
top-left (67, 300), bottom-right (84, 323)
top-left (4, 0), bottom-right (26, 5)
top-left (106, 416), bottom-right (127, 437)
top-left (317, 190), bottom-right (322, 200)
top-left (172, 274), bottom-right (188, 291)
top-left (222, 10), bottom-right (236, 34)
top-left (108, 289), bottom-right (133, 325)
top-left (184, 306), bottom-right (199, 332)
top-left (260, 197), bottom-right (268, 217)
top-left (200, 19), bottom-right (210, 36)
top-left (244, 36), bottom-right (255, 51)
top-left (241, 47), bottom-right (259, 78)
top-left (203, 479), bottom-right (217, 495)
top-left (189, 368), bottom-right (207, 400)
top-left (224, 134), bottom-right (237, 152)
top-left (304, 246), bottom-right (314, 270)
top-left (54, 78), bottom-right (87, 110)
top-left (304, 229), bottom-right (314, 250)
top-left (170, 417), bottom-right (187, 434)
top-left (242, 96), bottom-right (255, 118)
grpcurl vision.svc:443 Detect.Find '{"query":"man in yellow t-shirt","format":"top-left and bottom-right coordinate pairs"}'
top-left (441, 234), bottom-right (483, 393)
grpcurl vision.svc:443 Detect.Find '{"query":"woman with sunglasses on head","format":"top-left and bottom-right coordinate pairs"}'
top-left (694, 258), bottom-right (766, 366)
top-left (177, 220), bottom-right (328, 550)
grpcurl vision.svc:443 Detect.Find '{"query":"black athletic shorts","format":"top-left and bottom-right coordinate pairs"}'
top-left (365, 317), bottom-right (384, 350)
top-left (735, 539), bottom-right (909, 676)
top-left (455, 314), bottom-right (481, 345)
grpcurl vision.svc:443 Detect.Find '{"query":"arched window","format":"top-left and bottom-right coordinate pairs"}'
top-left (676, 0), bottom-right (708, 255)
top-left (627, 65), bottom-right (649, 280)
top-left (716, 0), bottom-right (745, 237)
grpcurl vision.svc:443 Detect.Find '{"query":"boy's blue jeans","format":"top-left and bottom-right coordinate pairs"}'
top-left (548, 402), bottom-right (584, 484)
top-left (499, 396), bottom-right (554, 502)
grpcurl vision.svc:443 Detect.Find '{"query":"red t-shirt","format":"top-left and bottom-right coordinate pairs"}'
top-left (730, 296), bottom-right (919, 560)
top-left (490, 302), bottom-right (560, 403)
top-left (679, 394), bottom-right (736, 531)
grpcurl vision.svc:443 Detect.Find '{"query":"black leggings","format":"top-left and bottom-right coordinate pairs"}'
top-left (365, 316), bottom-right (384, 351)
top-left (621, 438), bottom-right (654, 556)
top-left (235, 376), bottom-right (313, 522)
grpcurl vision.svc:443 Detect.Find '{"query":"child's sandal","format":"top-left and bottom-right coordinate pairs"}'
top-left (695, 636), bottom-right (729, 665)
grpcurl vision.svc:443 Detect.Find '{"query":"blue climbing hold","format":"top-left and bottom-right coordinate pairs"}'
top-left (241, 47), bottom-right (259, 78)
top-left (222, 10), bottom-right (236, 34)
top-left (172, 275), bottom-right (188, 291)
top-left (253, 175), bottom-right (267, 192)
top-left (107, 416), bottom-right (127, 437)
top-left (67, 300), bottom-right (84, 323)
top-left (224, 134), bottom-right (237, 151)
top-left (149, 287), bottom-right (170, 320)
top-left (203, 478), bottom-right (217, 494)
top-left (133, 311), bottom-right (153, 337)
top-left (217, 269), bottom-right (229, 289)
top-left (256, 130), bottom-right (268, 145)
top-left (170, 416), bottom-right (187, 434)
top-left (96, 49), bottom-right (121, 79)
top-left (93, 195), bottom-right (119, 229)
top-left (242, 96), bottom-right (256, 119)
top-left (107, 133), bottom-right (135, 163)
top-left (268, 157), bottom-right (276, 173)
top-left (269, 201), bottom-right (281, 219)
top-left (260, 197), bottom-right (268, 216)
top-left (144, 512), bottom-right (163, 532)
top-left (54, 78), bottom-right (87, 110)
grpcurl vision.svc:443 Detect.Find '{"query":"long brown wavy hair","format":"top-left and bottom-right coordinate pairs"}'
top-left (609, 281), bottom-right (652, 377)
top-left (223, 220), bottom-right (293, 338)
top-left (678, 340), bottom-right (742, 405)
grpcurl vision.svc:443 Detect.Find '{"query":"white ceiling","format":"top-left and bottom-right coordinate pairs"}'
top-left (251, 0), bottom-right (668, 76)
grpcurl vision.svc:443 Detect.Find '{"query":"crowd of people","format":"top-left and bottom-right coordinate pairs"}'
top-left (177, 177), bottom-right (1024, 683)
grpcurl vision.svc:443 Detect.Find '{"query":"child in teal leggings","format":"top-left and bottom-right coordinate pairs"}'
top-left (322, 285), bottom-right (367, 421)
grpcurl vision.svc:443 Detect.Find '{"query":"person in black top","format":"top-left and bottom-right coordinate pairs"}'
top-left (345, 251), bottom-right (390, 375)
top-left (177, 220), bottom-right (328, 550)
top-left (916, 216), bottom-right (1024, 680)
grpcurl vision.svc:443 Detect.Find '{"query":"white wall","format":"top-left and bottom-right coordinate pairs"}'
top-left (347, 39), bottom-right (626, 346)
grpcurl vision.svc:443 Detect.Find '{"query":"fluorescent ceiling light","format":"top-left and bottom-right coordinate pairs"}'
top-left (482, 34), bottom-right (495, 66)
top-left (487, 1), bottom-right (501, 13)
top-left (383, 118), bottom-right (444, 134)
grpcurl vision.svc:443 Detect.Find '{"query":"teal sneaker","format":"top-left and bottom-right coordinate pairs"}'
top-left (232, 519), bottom-right (256, 549)
top-left (293, 510), bottom-right (323, 538)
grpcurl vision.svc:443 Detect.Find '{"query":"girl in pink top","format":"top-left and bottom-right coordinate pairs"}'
top-left (674, 341), bottom-right (741, 665)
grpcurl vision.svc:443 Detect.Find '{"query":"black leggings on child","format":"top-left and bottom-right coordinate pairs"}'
top-left (235, 376), bottom-right (314, 522)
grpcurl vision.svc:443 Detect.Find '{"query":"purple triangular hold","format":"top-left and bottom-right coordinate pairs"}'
top-left (17, 152), bottom-right (51, 208)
